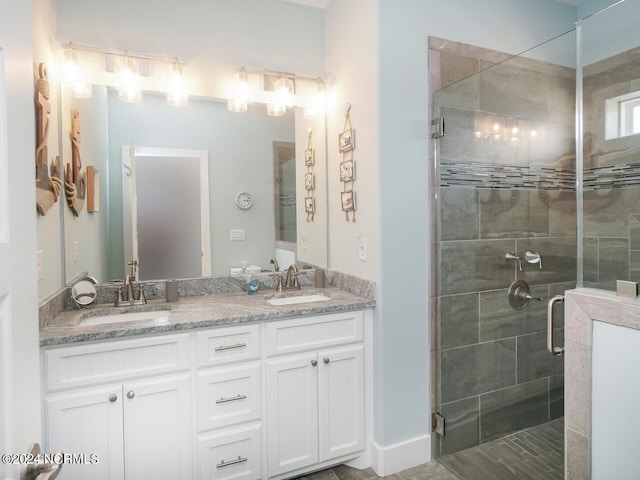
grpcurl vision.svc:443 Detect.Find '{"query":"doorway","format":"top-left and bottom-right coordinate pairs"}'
top-left (122, 146), bottom-right (211, 280)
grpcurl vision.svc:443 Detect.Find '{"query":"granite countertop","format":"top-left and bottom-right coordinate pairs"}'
top-left (40, 286), bottom-right (375, 347)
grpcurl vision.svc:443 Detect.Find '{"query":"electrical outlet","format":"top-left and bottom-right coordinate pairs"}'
top-left (301, 232), bottom-right (308, 250)
top-left (37, 250), bottom-right (44, 280)
top-left (230, 229), bottom-right (246, 241)
top-left (73, 241), bottom-right (79, 263)
top-left (357, 234), bottom-right (367, 261)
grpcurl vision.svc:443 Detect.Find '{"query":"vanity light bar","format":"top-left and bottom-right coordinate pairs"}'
top-left (231, 65), bottom-right (325, 84)
top-left (62, 42), bottom-right (185, 67)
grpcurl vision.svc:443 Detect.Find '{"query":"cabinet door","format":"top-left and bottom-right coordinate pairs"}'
top-left (45, 385), bottom-right (124, 480)
top-left (266, 352), bottom-right (319, 477)
top-left (123, 374), bottom-right (192, 480)
top-left (318, 344), bottom-right (365, 462)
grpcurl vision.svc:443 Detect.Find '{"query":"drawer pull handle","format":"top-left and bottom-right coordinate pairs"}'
top-left (108, 394), bottom-right (118, 402)
top-left (323, 357), bottom-right (330, 364)
top-left (311, 359), bottom-right (318, 367)
top-left (214, 342), bottom-right (247, 352)
top-left (217, 456), bottom-right (248, 469)
top-left (215, 394), bottom-right (247, 404)
top-left (126, 390), bottom-right (135, 399)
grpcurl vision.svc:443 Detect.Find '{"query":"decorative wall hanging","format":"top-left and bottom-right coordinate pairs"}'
top-left (339, 103), bottom-right (356, 222)
top-left (64, 108), bottom-right (87, 216)
top-left (35, 63), bottom-right (62, 215)
top-left (86, 165), bottom-right (99, 212)
top-left (304, 128), bottom-right (315, 222)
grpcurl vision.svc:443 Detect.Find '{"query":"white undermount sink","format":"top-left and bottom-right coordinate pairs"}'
top-left (266, 294), bottom-right (330, 306)
top-left (80, 310), bottom-right (171, 327)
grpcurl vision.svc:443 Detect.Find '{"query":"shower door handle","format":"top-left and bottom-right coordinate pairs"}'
top-left (547, 295), bottom-right (565, 356)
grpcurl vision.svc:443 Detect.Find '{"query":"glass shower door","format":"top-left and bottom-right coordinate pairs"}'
top-left (430, 30), bottom-right (577, 456)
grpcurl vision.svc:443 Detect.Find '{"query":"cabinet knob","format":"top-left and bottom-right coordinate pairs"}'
top-left (126, 390), bottom-right (135, 399)
top-left (323, 357), bottom-right (330, 364)
top-left (311, 359), bottom-right (317, 367)
top-left (108, 394), bottom-right (118, 403)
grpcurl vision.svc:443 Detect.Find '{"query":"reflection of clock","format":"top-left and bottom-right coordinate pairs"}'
top-left (235, 192), bottom-right (254, 210)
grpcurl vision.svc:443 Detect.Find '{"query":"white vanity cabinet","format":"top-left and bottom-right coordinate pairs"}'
top-left (42, 308), bottom-right (371, 480)
top-left (42, 334), bottom-right (193, 480)
top-left (265, 311), bottom-right (365, 479)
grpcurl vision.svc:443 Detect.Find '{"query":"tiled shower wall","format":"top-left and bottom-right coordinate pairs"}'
top-left (582, 45), bottom-right (640, 290)
top-left (429, 37), bottom-right (576, 456)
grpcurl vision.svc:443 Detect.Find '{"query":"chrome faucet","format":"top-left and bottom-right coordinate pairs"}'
top-left (114, 275), bottom-right (149, 306)
top-left (125, 275), bottom-right (135, 302)
top-left (270, 257), bottom-right (280, 272)
top-left (284, 264), bottom-right (300, 290)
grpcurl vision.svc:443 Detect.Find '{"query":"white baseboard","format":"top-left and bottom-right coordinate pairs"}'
top-left (370, 433), bottom-right (431, 477)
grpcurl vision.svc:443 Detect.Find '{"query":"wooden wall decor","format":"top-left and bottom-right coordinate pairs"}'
top-left (304, 128), bottom-right (315, 222)
top-left (64, 108), bottom-right (86, 216)
top-left (87, 166), bottom-right (99, 212)
top-left (339, 103), bottom-right (356, 222)
top-left (35, 63), bottom-right (62, 215)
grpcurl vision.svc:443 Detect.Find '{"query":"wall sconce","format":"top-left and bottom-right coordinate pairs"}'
top-left (115, 52), bottom-right (142, 103)
top-left (267, 76), bottom-right (295, 117)
top-left (166, 59), bottom-right (189, 107)
top-left (227, 67), bottom-right (250, 113)
top-left (61, 44), bottom-right (92, 99)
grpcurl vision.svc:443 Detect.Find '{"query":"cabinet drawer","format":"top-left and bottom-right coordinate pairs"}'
top-left (197, 363), bottom-right (261, 431)
top-left (197, 424), bottom-right (262, 480)
top-left (265, 311), bottom-right (363, 356)
top-left (44, 334), bottom-right (190, 392)
top-left (196, 324), bottom-right (261, 367)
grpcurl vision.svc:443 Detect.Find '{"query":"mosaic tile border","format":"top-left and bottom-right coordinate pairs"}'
top-left (440, 161), bottom-right (574, 190)
top-left (583, 163), bottom-right (640, 189)
top-left (440, 161), bottom-right (640, 190)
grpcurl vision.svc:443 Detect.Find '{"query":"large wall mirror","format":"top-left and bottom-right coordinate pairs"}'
top-left (57, 85), bottom-right (328, 284)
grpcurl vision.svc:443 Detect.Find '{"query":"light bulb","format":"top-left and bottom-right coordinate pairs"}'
top-left (167, 61), bottom-right (188, 107)
top-left (61, 46), bottom-right (92, 99)
top-left (116, 53), bottom-right (142, 103)
top-left (227, 68), bottom-right (250, 113)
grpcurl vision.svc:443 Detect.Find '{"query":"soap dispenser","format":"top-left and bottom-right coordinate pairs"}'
top-left (246, 275), bottom-right (259, 295)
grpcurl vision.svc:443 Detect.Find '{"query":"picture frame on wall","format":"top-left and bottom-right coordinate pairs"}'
top-left (341, 190), bottom-right (355, 212)
top-left (305, 148), bottom-right (314, 166)
top-left (338, 128), bottom-right (354, 153)
top-left (339, 160), bottom-right (355, 182)
top-left (305, 196), bottom-right (315, 214)
top-left (305, 173), bottom-right (315, 190)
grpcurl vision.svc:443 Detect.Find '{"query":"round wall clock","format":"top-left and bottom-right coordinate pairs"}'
top-left (235, 192), bottom-right (254, 210)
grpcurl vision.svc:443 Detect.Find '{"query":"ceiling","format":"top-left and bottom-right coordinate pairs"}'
top-left (283, 0), bottom-right (584, 7)
top-left (282, 0), bottom-right (332, 8)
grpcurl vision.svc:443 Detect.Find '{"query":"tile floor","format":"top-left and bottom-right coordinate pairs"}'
top-left (301, 418), bottom-right (564, 480)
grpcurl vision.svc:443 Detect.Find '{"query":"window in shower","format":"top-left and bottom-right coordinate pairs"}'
top-left (604, 90), bottom-right (640, 139)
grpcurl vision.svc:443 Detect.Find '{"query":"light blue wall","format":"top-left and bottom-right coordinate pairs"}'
top-left (580, 0), bottom-right (640, 65)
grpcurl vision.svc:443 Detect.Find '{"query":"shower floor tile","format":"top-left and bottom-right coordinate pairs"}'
top-left (298, 418), bottom-right (563, 480)
top-left (438, 417), bottom-right (564, 480)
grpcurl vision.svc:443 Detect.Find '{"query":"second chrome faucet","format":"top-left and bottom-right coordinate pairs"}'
top-left (274, 263), bottom-right (300, 292)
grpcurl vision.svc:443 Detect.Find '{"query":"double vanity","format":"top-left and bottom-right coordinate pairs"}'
top-left (39, 271), bottom-right (375, 480)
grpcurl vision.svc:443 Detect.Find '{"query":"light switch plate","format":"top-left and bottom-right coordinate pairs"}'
top-left (230, 229), bottom-right (246, 241)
